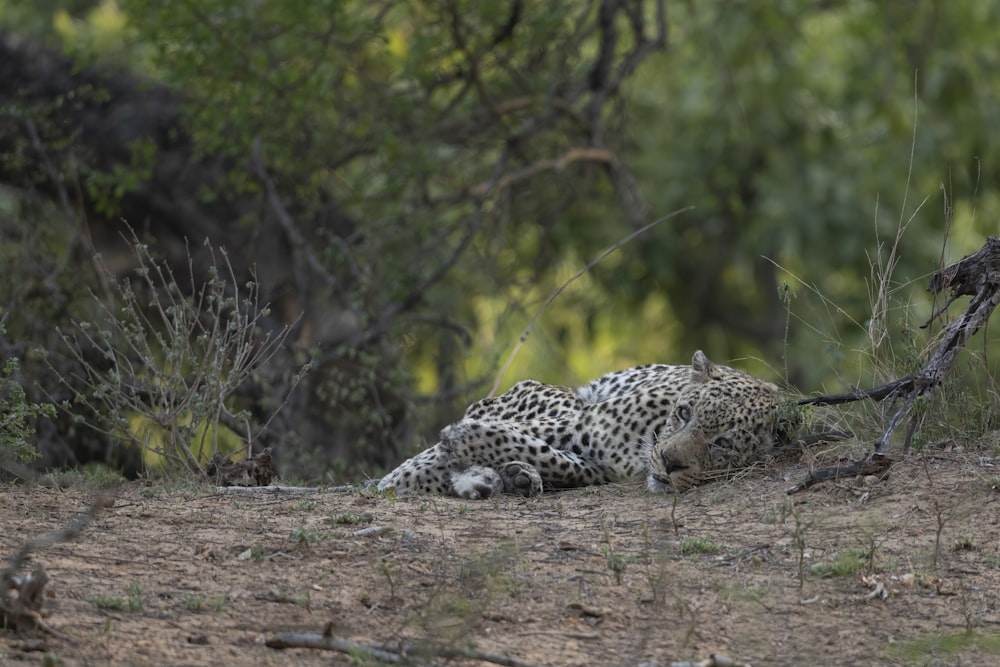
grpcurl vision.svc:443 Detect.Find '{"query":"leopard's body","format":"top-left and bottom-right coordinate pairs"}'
top-left (377, 351), bottom-right (783, 498)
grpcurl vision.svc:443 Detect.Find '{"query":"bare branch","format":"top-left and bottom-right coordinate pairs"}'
top-left (875, 236), bottom-right (1000, 454)
top-left (251, 137), bottom-right (339, 298)
top-left (266, 631), bottom-right (544, 667)
top-left (797, 377), bottom-right (915, 406)
top-left (3, 498), bottom-right (103, 636)
top-left (469, 147), bottom-right (616, 198)
top-left (352, 146), bottom-right (511, 347)
top-left (791, 236), bottom-right (1000, 489)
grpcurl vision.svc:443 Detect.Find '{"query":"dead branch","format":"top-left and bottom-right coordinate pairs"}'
top-left (790, 236), bottom-right (1000, 491)
top-left (266, 631), bottom-right (542, 667)
top-left (267, 633), bottom-right (412, 663)
top-left (926, 236), bottom-right (1000, 298)
top-left (214, 485), bottom-right (322, 494)
top-left (2, 497), bottom-right (104, 637)
top-left (874, 236), bottom-right (1000, 453)
top-left (786, 454), bottom-right (894, 494)
top-left (669, 656), bottom-right (753, 667)
top-left (796, 377), bottom-right (914, 406)
top-left (469, 147), bottom-right (615, 198)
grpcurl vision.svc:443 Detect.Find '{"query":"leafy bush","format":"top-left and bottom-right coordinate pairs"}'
top-left (0, 321), bottom-right (55, 465)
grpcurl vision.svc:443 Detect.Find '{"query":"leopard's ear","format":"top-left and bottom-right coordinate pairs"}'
top-left (690, 350), bottom-right (716, 383)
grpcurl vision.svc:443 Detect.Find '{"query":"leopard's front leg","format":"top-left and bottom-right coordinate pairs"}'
top-left (440, 419), bottom-right (613, 493)
top-left (440, 421), bottom-right (544, 496)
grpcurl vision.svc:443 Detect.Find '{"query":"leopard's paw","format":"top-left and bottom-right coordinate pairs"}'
top-left (500, 461), bottom-right (543, 497)
top-left (450, 465), bottom-right (504, 499)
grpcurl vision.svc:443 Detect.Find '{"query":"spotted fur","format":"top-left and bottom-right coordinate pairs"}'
top-left (377, 351), bottom-right (781, 499)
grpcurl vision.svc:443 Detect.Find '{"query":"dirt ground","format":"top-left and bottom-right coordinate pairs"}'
top-left (4, 441), bottom-right (1000, 667)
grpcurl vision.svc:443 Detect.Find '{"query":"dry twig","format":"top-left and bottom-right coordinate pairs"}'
top-left (2, 498), bottom-right (103, 637)
top-left (266, 630), bottom-right (542, 667)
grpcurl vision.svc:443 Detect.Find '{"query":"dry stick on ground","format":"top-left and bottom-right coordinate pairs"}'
top-left (266, 631), bottom-right (542, 667)
top-left (789, 236), bottom-right (1000, 493)
top-left (487, 207), bottom-right (694, 397)
top-left (2, 497), bottom-right (104, 638)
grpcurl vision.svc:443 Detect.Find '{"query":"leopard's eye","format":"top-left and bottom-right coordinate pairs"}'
top-left (676, 404), bottom-right (692, 424)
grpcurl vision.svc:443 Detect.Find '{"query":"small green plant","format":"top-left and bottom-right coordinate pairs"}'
top-left (183, 595), bottom-right (205, 612)
top-left (0, 351), bottom-right (55, 464)
top-left (183, 594), bottom-right (225, 612)
top-left (326, 512), bottom-right (372, 526)
top-left (604, 548), bottom-right (634, 585)
top-left (41, 653), bottom-right (65, 667)
top-left (38, 463), bottom-right (127, 490)
top-left (379, 559), bottom-right (399, 600)
top-left (931, 497), bottom-right (948, 570)
top-left (366, 485), bottom-right (396, 504)
top-left (773, 396), bottom-right (808, 445)
top-left (126, 582), bottom-right (145, 612)
top-left (885, 631), bottom-right (1000, 662)
top-left (781, 499), bottom-right (815, 590)
top-left (295, 500), bottom-right (317, 511)
top-left (91, 595), bottom-right (127, 611)
top-left (720, 581), bottom-right (772, 604)
top-left (680, 537), bottom-right (721, 556)
top-left (809, 547), bottom-right (868, 578)
top-left (289, 527), bottom-right (323, 546)
top-left (80, 464), bottom-right (127, 489)
top-left (237, 543), bottom-right (268, 561)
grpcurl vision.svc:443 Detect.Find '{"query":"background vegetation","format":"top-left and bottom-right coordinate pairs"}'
top-left (1, 0), bottom-right (998, 482)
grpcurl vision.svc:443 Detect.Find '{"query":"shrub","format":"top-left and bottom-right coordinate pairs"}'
top-left (0, 349), bottom-right (55, 465)
top-left (54, 230), bottom-right (305, 477)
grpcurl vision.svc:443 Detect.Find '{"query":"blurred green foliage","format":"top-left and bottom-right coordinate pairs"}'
top-left (2, 0), bottom-right (1000, 476)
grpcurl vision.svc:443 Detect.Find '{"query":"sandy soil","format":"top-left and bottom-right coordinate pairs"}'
top-left (3, 442), bottom-right (1000, 667)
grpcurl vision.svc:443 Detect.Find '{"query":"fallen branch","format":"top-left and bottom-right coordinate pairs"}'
top-left (266, 633), bottom-right (412, 664)
top-left (214, 485), bottom-right (322, 494)
top-left (266, 630), bottom-right (541, 667)
top-left (214, 483), bottom-right (371, 495)
top-left (669, 655), bottom-right (753, 667)
top-left (2, 497), bottom-right (104, 637)
top-left (786, 454), bottom-right (894, 494)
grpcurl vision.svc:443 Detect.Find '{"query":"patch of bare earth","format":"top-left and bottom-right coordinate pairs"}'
top-left (3, 442), bottom-right (1000, 666)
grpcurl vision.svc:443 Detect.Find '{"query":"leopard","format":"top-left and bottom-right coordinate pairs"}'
top-left (376, 350), bottom-right (785, 499)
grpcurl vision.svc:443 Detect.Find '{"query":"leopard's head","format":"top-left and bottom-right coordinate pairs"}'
top-left (646, 351), bottom-right (781, 493)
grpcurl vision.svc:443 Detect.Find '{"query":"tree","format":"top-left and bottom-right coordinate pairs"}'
top-left (616, 1), bottom-right (1000, 387)
top-left (0, 1), bottom-right (668, 479)
top-left (4, 0), bottom-right (1000, 480)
